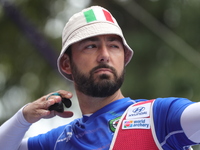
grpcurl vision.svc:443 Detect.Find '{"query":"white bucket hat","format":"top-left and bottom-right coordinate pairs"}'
top-left (57, 6), bottom-right (134, 81)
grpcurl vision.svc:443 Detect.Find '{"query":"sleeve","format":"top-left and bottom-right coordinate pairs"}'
top-left (0, 106), bottom-right (31, 150)
top-left (28, 125), bottom-right (66, 150)
top-left (153, 97), bottom-right (196, 149)
top-left (19, 139), bottom-right (29, 150)
top-left (181, 102), bottom-right (200, 143)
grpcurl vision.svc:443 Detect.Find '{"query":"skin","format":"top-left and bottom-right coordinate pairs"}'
top-left (23, 90), bottom-right (74, 123)
top-left (23, 34), bottom-right (125, 123)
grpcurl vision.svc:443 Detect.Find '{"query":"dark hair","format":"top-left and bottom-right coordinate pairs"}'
top-left (64, 46), bottom-right (72, 59)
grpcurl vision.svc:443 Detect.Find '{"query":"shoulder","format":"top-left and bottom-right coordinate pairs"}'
top-left (152, 97), bottom-right (194, 128)
top-left (152, 98), bottom-right (196, 148)
top-left (153, 97), bottom-right (194, 110)
top-left (131, 97), bottom-right (194, 113)
top-left (48, 118), bottom-right (81, 135)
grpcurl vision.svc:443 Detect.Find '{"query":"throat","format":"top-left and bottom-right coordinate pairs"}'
top-left (77, 90), bottom-right (124, 114)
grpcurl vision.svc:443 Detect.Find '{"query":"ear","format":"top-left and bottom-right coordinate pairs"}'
top-left (59, 54), bottom-right (72, 75)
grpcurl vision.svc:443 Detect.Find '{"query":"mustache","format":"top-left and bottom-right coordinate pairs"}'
top-left (90, 64), bottom-right (117, 75)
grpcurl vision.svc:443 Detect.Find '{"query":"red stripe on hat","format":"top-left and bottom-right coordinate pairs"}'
top-left (102, 9), bottom-right (114, 23)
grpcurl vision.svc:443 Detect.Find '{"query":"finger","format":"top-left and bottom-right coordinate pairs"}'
top-left (56, 111), bottom-right (74, 118)
top-left (38, 109), bottom-right (51, 118)
top-left (45, 99), bottom-right (57, 108)
top-left (43, 110), bottom-right (56, 119)
top-left (38, 98), bottom-right (55, 110)
top-left (47, 97), bottom-right (62, 104)
top-left (46, 94), bottom-right (62, 102)
top-left (55, 90), bottom-right (73, 99)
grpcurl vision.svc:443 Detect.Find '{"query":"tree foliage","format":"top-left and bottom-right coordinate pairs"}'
top-left (1, 0), bottom-right (200, 148)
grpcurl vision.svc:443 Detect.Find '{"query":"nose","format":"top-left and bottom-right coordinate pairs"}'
top-left (97, 44), bottom-right (110, 63)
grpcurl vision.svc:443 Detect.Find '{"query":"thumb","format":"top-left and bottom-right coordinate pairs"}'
top-left (56, 111), bottom-right (74, 118)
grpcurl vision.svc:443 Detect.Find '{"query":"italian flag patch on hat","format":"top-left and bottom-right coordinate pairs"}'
top-left (83, 7), bottom-right (114, 23)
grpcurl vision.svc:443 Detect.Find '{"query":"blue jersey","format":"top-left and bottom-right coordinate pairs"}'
top-left (28, 97), bottom-right (196, 150)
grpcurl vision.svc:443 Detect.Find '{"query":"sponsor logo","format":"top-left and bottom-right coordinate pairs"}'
top-left (109, 116), bottom-right (121, 132)
top-left (132, 107), bottom-right (145, 113)
top-left (122, 118), bottom-right (150, 129)
top-left (126, 103), bottom-right (151, 119)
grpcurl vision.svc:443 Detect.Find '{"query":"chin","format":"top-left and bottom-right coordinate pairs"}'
top-left (99, 74), bottom-right (112, 80)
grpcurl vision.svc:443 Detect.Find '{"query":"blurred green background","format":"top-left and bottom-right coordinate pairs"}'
top-left (0, 0), bottom-right (200, 149)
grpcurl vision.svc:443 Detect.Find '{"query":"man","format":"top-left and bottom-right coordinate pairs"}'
top-left (0, 5), bottom-right (200, 150)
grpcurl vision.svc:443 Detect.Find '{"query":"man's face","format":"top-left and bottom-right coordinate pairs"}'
top-left (70, 34), bottom-right (125, 97)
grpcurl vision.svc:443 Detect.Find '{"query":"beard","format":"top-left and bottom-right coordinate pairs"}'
top-left (71, 62), bottom-right (125, 98)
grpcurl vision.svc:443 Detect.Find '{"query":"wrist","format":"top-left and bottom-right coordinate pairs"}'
top-left (20, 104), bottom-right (32, 126)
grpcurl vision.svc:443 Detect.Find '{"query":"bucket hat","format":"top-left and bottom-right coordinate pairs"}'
top-left (57, 6), bottom-right (133, 81)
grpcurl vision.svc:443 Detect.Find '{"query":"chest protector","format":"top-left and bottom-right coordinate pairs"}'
top-left (109, 100), bottom-right (163, 150)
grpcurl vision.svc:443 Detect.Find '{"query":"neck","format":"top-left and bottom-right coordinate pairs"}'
top-left (75, 89), bottom-right (124, 115)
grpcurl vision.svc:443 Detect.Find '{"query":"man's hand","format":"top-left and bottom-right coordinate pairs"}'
top-left (23, 90), bottom-right (74, 123)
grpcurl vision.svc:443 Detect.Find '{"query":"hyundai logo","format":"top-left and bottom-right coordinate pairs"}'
top-left (132, 107), bottom-right (145, 113)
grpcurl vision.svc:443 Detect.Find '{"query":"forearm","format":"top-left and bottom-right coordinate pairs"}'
top-left (0, 106), bottom-right (31, 150)
top-left (181, 102), bottom-right (200, 143)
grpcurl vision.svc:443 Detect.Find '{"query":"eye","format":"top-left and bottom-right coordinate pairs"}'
top-left (85, 44), bottom-right (97, 49)
top-left (82, 44), bottom-right (98, 54)
top-left (110, 44), bottom-right (119, 48)
top-left (109, 42), bottom-right (122, 50)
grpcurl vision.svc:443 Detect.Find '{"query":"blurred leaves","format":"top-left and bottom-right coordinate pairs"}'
top-left (91, 0), bottom-right (200, 101)
top-left (1, 0), bottom-right (200, 149)
top-left (0, 0), bottom-right (200, 133)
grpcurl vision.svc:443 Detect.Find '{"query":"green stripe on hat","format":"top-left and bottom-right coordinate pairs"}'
top-left (84, 9), bottom-right (97, 23)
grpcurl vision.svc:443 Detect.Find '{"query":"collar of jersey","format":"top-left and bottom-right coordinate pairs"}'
top-left (81, 97), bottom-right (134, 123)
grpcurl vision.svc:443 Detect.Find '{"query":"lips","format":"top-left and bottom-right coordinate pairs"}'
top-left (90, 64), bottom-right (116, 76)
top-left (94, 68), bottom-right (113, 74)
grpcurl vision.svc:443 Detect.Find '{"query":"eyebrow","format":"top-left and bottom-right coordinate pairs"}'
top-left (80, 35), bottom-right (122, 44)
top-left (80, 37), bottom-right (99, 44)
top-left (106, 36), bottom-right (122, 42)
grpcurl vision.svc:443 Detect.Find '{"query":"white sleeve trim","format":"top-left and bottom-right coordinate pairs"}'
top-left (181, 102), bottom-right (200, 143)
top-left (19, 139), bottom-right (29, 150)
top-left (0, 106), bottom-right (31, 150)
